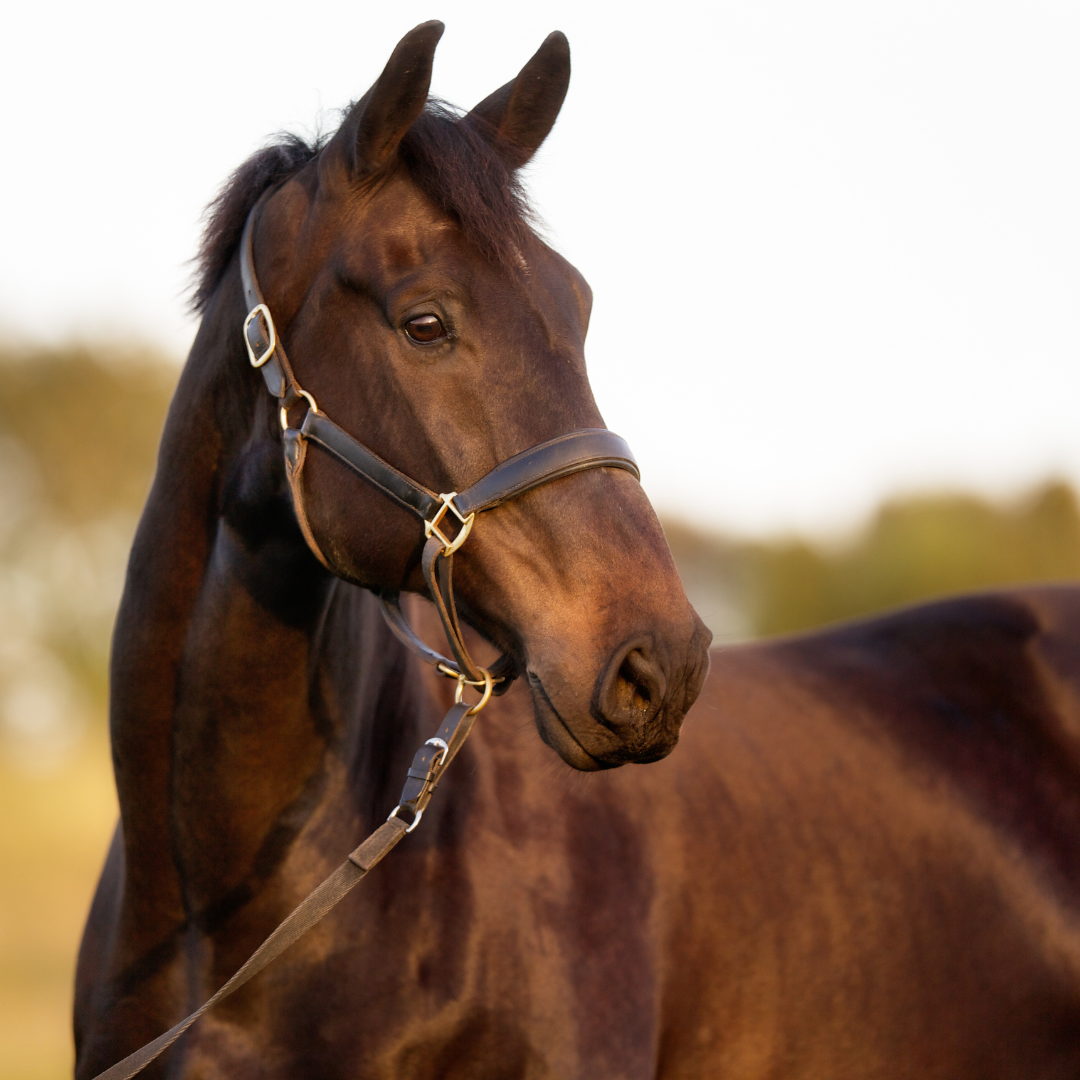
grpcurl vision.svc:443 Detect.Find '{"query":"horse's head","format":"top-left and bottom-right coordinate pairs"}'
top-left (230, 22), bottom-right (711, 770)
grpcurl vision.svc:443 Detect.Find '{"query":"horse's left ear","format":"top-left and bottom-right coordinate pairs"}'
top-left (328, 20), bottom-right (445, 179)
top-left (465, 32), bottom-right (570, 168)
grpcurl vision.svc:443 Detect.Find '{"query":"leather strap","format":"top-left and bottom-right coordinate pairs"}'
top-left (92, 819), bottom-right (409, 1080)
top-left (455, 429), bottom-right (639, 516)
top-left (394, 701), bottom-right (474, 823)
top-left (378, 592), bottom-right (516, 685)
top-left (301, 411), bottom-right (441, 521)
top-left (240, 195), bottom-right (298, 403)
top-left (422, 538), bottom-right (484, 682)
top-left (300, 414), bottom-right (639, 528)
top-left (283, 430), bottom-right (332, 570)
top-left (378, 593), bottom-right (457, 669)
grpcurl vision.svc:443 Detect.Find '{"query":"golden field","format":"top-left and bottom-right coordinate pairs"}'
top-left (0, 735), bottom-right (116, 1080)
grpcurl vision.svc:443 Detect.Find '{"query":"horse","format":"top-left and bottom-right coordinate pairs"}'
top-left (74, 22), bottom-right (1080, 1079)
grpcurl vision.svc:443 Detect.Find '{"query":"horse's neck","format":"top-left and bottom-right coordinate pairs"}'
top-left (109, 296), bottom-right (422, 931)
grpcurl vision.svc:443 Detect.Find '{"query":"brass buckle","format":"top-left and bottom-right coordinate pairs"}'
top-left (243, 304), bottom-right (277, 368)
top-left (424, 493), bottom-right (475, 556)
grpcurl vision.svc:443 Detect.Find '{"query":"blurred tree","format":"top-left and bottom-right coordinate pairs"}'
top-left (665, 482), bottom-right (1080, 642)
top-left (0, 344), bottom-right (176, 523)
top-left (0, 344), bottom-right (176, 1080)
top-left (0, 345), bottom-right (176, 752)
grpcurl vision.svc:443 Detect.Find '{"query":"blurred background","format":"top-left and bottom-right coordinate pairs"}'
top-left (3, 1), bottom-right (1080, 1076)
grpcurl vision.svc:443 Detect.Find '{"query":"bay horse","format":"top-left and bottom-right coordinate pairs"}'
top-left (75, 22), bottom-right (1080, 1079)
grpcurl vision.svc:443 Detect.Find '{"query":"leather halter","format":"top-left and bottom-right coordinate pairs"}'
top-left (239, 194), bottom-right (640, 689)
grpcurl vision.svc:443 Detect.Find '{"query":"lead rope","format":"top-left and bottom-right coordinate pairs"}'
top-left (90, 670), bottom-right (493, 1080)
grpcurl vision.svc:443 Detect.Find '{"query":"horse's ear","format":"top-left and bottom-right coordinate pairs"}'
top-left (465, 32), bottom-right (570, 168)
top-left (336, 20), bottom-right (444, 177)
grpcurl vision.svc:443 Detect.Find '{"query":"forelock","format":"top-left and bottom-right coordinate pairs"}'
top-left (191, 100), bottom-right (537, 312)
top-left (396, 101), bottom-right (536, 271)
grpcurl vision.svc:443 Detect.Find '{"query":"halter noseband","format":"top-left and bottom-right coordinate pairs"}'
top-left (239, 196), bottom-right (640, 692)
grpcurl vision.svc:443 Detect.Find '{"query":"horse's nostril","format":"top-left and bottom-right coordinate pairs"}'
top-left (598, 644), bottom-right (666, 734)
top-left (619, 654), bottom-right (653, 715)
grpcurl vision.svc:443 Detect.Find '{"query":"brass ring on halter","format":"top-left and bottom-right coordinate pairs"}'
top-left (279, 388), bottom-right (320, 432)
top-left (455, 668), bottom-right (494, 714)
top-left (437, 661), bottom-right (506, 686)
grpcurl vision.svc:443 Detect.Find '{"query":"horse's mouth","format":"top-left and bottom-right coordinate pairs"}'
top-left (522, 673), bottom-right (617, 768)
top-left (526, 672), bottom-right (619, 772)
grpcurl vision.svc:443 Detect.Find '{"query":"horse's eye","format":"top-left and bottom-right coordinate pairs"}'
top-left (404, 314), bottom-right (447, 344)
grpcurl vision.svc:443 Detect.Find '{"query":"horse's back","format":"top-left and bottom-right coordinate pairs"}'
top-left (642, 585), bottom-right (1080, 1077)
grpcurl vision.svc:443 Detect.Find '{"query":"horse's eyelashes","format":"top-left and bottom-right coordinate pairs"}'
top-left (404, 314), bottom-right (448, 344)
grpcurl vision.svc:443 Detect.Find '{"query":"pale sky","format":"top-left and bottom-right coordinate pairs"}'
top-left (3, 1), bottom-right (1079, 536)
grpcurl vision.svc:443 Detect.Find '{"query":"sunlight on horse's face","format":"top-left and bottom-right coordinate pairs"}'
top-left (250, 138), bottom-right (710, 770)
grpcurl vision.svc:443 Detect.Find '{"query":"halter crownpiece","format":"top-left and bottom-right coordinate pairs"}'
top-left (238, 194), bottom-right (640, 689)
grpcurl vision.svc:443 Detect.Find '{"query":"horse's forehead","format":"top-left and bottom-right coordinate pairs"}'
top-left (305, 177), bottom-right (582, 331)
top-left (358, 218), bottom-right (462, 273)
top-left (321, 184), bottom-right (472, 273)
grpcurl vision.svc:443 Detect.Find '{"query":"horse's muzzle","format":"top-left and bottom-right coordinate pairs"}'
top-left (526, 616), bottom-right (712, 770)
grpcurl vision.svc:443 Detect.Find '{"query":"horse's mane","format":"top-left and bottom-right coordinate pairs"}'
top-left (192, 101), bottom-right (534, 314)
